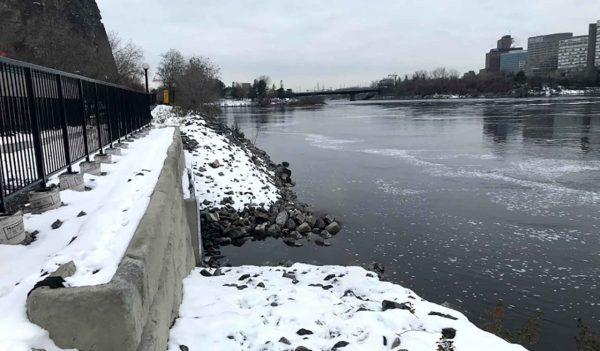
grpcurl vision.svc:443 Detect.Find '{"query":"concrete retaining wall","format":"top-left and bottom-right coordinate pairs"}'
top-left (26, 128), bottom-right (198, 351)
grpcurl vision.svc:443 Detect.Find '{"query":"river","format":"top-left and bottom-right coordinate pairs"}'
top-left (219, 97), bottom-right (600, 350)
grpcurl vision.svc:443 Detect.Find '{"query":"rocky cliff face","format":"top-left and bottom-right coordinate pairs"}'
top-left (0, 0), bottom-right (118, 81)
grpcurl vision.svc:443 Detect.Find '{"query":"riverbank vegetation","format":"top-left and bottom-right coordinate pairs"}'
top-left (482, 300), bottom-right (600, 350)
top-left (375, 68), bottom-right (600, 98)
top-left (156, 49), bottom-right (222, 115)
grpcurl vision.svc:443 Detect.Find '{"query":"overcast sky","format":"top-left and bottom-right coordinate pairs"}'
top-left (97, 0), bottom-right (600, 91)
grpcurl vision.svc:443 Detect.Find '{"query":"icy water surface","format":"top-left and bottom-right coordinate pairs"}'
top-left (219, 98), bottom-right (600, 350)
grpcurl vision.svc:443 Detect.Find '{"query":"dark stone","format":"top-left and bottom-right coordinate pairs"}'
top-left (199, 269), bottom-right (212, 277)
top-left (323, 214), bottom-right (335, 225)
top-left (77, 211), bottom-right (87, 217)
top-left (283, 238), bottom-right (299, 247)
top-left (289, 231), bottom-right (303, 240)
top-left (324, 274), bottom-right (336, 281)
top-left (216, 237), bottom-right (232, 246)
top-left (275, 211), bottom-right (288, 226)
top-left (257, 282), bottom-right (265, 288)
top-left (391, 337), bottom-right (401, 348)
top-left (232, 236), bottom-right (252, 247)
top-left (382, 300), bottom-right (412, 312)
top-left (51, 219), bottom-right (63, 230)
top-left (267, 224), bottom-right (281, 236)
top-left (296, 222), bottom-right (311, 234)
top-left (206, 212), bottom-right (220, 222)
top-left (442, 328), bottom-right (456, 340)
top-left (383, 336), bottom-right (387, 346)
top-left (279, 337), bottom-right (291, 345)
top-left (315, 217), bottom-right (326, 229)
top-left (319, 230), bottom-right (332, 239)
top-left (282, 161), bottom-right (290, 167)
top-left (324, 222), bottom-right (341, 234)
top-left (428, 311), bottom-right (458, 320)
top-left (209, 159), bottom-right (221, 168)
top-left (285, 218), bottom-right (297, 230)
top-left (305, 215), bottom-right (317, 227)
top-left (28, 276), bottom-right (65, 296)
top-left (295, 347), bottom-right (312, 351)
top-left (238, 274), bottom-right (250, 281)
top-left (296, 328), bottom-right (313, 336)
top-left (179, 345), bottom-right (189, 351)
top-left (282, 271), bottom-right (296, 280)
top-left (314, 238), bottom-right (331, 247)
top-left (332, 341), bottom-right (349, 350)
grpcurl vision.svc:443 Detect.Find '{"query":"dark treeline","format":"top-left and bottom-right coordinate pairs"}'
top-left (379, 68), bottom-right (600, 98)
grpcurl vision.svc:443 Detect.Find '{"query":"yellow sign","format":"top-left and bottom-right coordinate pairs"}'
top-left (163, 89), bottom-right (170, 104)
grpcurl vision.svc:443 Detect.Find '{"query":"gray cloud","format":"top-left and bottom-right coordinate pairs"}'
top-left (97, 0), bottom-right (600, 90)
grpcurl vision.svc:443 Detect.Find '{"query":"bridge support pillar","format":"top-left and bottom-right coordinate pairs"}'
top-left (349, 93), bottom-right (356, 101)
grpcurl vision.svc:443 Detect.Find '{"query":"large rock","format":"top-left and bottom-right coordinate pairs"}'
top-left (296, 222), bottom-right (311, 234)
top-left (325, 222), bottom-right (341, 235)
top-left (0, 0), bottom-right (118, 81)
top-left (275, 211), bottom-right (288, 226)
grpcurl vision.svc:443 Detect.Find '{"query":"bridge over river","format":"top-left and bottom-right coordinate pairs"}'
top-left (292, 87), bottom-right (380, 101)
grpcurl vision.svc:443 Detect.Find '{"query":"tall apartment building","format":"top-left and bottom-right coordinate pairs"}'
top-left (500, 50), bottom-right (528, 74)
top-left (558, 35), bottom-right (589, 73)
top-left (595, 21), bottom-right (600, 68)
top-left (485, 35), bottom-right (523, 73)
top-left (527, 33), bottom-right (573, 74)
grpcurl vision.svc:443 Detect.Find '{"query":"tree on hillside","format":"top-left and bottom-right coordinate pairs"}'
top-left (174, 56), bottom-right (221, 114)
top-left (157, 49), bottom-right (186, 94)
top-left (108, 31), bottom-right (145, 90)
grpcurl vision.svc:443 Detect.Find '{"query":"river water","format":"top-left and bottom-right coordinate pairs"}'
top-left (219, 97), bottom-right (600, 350)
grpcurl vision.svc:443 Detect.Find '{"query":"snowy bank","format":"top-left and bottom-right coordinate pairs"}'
top-left (181, 118), bottom-right (280, 211)
top-left (169, 264), bottom-right (527, 351)
top-left (152, 106), bottom-right (343, 264)
top-left (0, 127), bottom-right (175, 351)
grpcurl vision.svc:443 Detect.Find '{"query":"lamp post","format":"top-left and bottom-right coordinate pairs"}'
top-left (142, 63), bottom-right (150, 93)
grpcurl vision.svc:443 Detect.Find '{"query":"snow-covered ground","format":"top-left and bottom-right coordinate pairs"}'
top-left (168, 264), bottom-right (527, 351)
top-left (220, 98), bottom-right (255, 107)
top-left (0, 127), bottom-right (174, 351)
top-left (153, 106), bottom-right (280, 211)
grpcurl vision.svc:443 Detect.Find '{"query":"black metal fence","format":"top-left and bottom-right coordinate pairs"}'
top-left (0, 57), bottom-right (152, 212)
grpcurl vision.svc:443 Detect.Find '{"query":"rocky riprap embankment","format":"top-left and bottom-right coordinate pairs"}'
top-left (180, 116), bottom-right (342, 267)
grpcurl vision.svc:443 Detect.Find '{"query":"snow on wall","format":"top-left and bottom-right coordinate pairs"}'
top-left (0, 127), bottom-right (175, 351)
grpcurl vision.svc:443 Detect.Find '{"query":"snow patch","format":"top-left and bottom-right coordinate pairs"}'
top-left (168, 264), bottom-right (527, 351)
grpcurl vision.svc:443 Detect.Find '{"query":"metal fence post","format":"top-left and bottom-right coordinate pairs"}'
top-left (93, 83), bottom-right (103, 153)
top-left (77, 80), bottom-right (90, 161)
top-left (24, 67), bottom-right (47, 188)
top-left (0, 164), bottom-right (6, 213)
top-left (105, 87), bottom-right (114, 147)
top-left (56, 76), bottom-right (72, 173)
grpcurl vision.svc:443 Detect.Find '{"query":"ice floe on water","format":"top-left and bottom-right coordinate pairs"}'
top-left (305, 133), bottom-right (360, 150)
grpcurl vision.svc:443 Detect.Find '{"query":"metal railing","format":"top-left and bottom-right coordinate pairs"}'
top-left (0, 57), bottom-right (152, 212)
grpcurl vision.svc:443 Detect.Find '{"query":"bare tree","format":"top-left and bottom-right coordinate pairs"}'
top-left (108, 31), bottom-right (145, 89)
top-left (175, 56), bottom-right (221, 114)
top-left (413, 70), bottom-right (429, 80)
top-left (431, 67), bottom-right (449, 79)
top-left (157, 49), bottom-right (186, 91)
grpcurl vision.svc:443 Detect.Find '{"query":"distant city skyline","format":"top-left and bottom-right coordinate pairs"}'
top-left (96, 0), bottom-right (600, 91)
